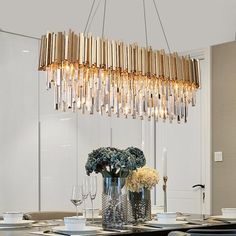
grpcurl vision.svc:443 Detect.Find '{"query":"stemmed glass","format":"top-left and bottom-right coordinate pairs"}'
top-left (82, 176), bottom-right (90, 218)
top-left (89, 176), bottom-right (97, 223)
top-left (71, 185), bottom-right (83, 217)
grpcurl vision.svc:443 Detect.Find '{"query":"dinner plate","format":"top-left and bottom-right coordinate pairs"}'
top-left (86, 215), bottom-right (102, 220)
top-left (211, 215), bottom-right (236, 221)
top-left (52, 226), bottom-right (100, 235)
top-left (0, 220), bottom-right (34, 227)
top-left (146, 220), bottom-right (188, 227)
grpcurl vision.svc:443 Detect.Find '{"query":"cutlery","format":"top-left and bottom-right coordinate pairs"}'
top-left (210, 219), bottom-right (232, 224)
top-left (102, 228), bottom-right (126, 232)
top-left (43, 230), bottom-right (70, 236)
top-left (143, 224), bottom-right (162, 229)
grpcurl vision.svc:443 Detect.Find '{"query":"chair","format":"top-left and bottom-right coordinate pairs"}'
top-left (187, 229), bottom-right (236, 236)
top-left (168, 229), bottom-right (236, 236)
top-left (23, 211), bottom-right (81, 220)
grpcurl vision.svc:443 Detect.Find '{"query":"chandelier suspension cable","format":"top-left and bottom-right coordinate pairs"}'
top-left (87, 0), bottom-right (103, 33)
top-left (84, 0), bottom-right (96, 34)
top-left (153, 0), bottom-right (171, 54)
top-left (102, 0), bottom-right (107, 38)
top-left (142, 0), bottom-right (149, 48)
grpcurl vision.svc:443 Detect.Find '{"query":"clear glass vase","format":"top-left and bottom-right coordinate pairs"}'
top-left (102, 177), bottom-right (127, 229)
top-left (128, 188), bottom-right (151, 224)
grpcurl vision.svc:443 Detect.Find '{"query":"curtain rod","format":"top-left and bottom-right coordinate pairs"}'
top-left (0, 28), bottom-right (40, 40)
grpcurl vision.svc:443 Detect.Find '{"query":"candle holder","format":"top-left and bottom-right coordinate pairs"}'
top-left (163, 176), bottom-right (168, 212)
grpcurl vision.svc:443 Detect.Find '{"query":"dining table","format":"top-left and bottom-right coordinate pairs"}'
top-left (0, 215), bottom-right (236, 236)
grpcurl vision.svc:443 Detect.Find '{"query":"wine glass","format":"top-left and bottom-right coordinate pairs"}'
top-left (89, 176), bottom-right (97, 223)
top-left (71, 185), bottom-right (83, 217)
top-left (82, 176), bottom-right (90, 218)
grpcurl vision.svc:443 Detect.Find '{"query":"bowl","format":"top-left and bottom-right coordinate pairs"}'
top-left (64, 216), bottom-right (86, 230)
top-left (83, 208), bottom-right (100, 218)
top-left (3, 212), bottom-right (23, 223)
top-left (157, 212), bottom-right (177, 224)
top-left (222, 208), bottom-right (236, 218)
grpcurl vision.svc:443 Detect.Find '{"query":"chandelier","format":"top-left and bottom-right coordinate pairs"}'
top-left (38, 1), bottom-right (200, 123)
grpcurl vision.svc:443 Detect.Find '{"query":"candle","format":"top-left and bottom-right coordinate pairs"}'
top-left (162, 148), bottom-right (167, 177)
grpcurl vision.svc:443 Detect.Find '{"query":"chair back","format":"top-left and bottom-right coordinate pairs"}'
top-left (187, 229), bottom-right (236, 236)
top-left (24, 211), bottom-right (80, 220)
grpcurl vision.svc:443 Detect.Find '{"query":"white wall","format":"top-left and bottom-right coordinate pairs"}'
top-left (0, 31), bottom-right (209, 215)
top-left (0, 0), bottom-right (235, 52)
top-left (0, 32), bottom-right (39, 212)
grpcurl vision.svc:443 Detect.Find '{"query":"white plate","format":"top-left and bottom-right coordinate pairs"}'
top-left (211, 215), bottom-right (236, 221)
top-left (146, 220), bottom-right (188, 227)
top-left (0, 220), bottom-right (34, 227)
top-left (52, 226), bottom-right (100, 235)
top-left (86, 215), bottom-right (102, 220)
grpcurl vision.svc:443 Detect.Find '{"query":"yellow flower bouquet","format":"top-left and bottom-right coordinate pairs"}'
top-left (126, 166), bottom-right (159, 223)
top-left (126, 166), bottom-right (160, 192)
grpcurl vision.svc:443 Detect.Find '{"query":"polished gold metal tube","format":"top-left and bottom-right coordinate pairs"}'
top-left (194, 59), bottom-right (200, 87)
top-left (151, 49), bottom-right (155, 76)
top-left (101, 38), bottom-right (104, 67)
top-left (173, 53), bottom-right (177, 80)
top-left (75, 34), bottom-right (80, 63)
top-left (159, 50), bottom-right (165, 77)
top-left (72, 33), bottom-right (78, 63)
top-left (141, 47), bottom-right (145, 75)
top-left (65, 34), bottom-right (69, 61)
top-left (176, 55), bottom-right (181, 80)
top-left (96, 37), bottom-right (101, 67)
top-left (61, 32), bottom-right (65, 63)
top-left (147, 47), bottom-right (150, 75)
top-left (46, 32), bottom-right (52, 67)
top-left (87, 34), bottom-right (92, 66)
top-left (52, 33), bottom-right (56, 63)
top-left (120, 42), bottom-right (124, 71)
top-left (116, 41), bottom-right (120, 69)
top-left (164, 53), bottom-right (170, 79)
top-left (112, 40), bottom-right (116, 70)
top-left (128, 44), bottom-right (131, 73)
top-left (79, 33), bottom-right (84, 65)
top-left (107, 40), bottom-right (112, 69)
top-left (168, 53), bottom-right (173, 80)
top-left (138, 46), bottom-right (141, 73)
top-left (104, 39), bottom-right (108, 69)
top-left (155, 51), bottom-right (160, 77)
top-left (84, 35), bottom-right (88, 65)
top-left (91, 36), bottom-right (96, 66)
top-left (124, 44), bottom-right (128, 71)
top-left (134, 44), bottom-right (138, 73)
top-left (68, 30), bottom-right (73, 63)
top-left (56, 32), bottom-right (62, 64)
top-left (189, 58), bottom-right (194, 83)
top-left (38, 35), bottom-right (46, 70)
top-left (186, 57), bottom-right (190, 82)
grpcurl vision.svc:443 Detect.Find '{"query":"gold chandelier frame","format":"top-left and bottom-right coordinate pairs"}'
top-left (38, 1), bottom-right (200, 123)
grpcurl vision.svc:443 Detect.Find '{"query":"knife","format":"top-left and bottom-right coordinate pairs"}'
top-left (43, 230), bottom-right (70, 236)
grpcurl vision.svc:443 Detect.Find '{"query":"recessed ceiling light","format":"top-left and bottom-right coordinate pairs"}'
top-left (21, 49), bottom-right (30, 53)
top-left (60, 117), bottom-right (72, 121)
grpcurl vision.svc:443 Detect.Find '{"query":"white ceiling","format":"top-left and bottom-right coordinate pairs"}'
top-left (0, 0), bottom-right (235, 52)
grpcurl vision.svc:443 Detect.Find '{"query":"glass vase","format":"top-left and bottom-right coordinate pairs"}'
top-left (128, 188), bottom-right (151, 224)
top-left (102, 177), bottom-right (127, 229)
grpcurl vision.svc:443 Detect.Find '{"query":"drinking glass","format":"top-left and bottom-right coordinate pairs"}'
top-left (71, 185), bottom-right (83, 217)
top-left (89, 176), bottom-right (97, 223)
top-left (82, 176), bottom-right (90, 218)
